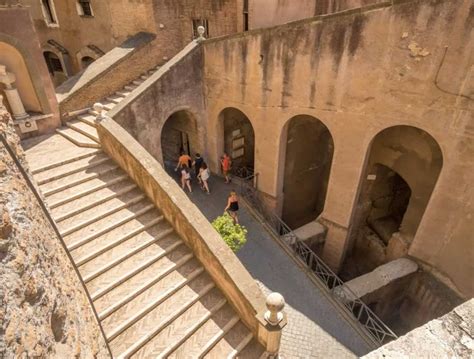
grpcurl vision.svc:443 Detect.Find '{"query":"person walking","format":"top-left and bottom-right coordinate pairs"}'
top-left (198, 162), bottom-right (211, 194)
top-left (175, 151), bottom-right (192, 172)
top-left (224, 190), bottom-right (239, 224)
top-left (221, 152), bottom-right (232, 184)
top-left (193, 153), bottom-right (204, 184)
top-left (181, 166), bottom-right (192, 193)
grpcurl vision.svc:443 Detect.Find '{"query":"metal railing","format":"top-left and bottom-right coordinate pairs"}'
top-left (238, 173), bottom-right (398, 346)
top-left (0, 134), bottom-right (114, 358)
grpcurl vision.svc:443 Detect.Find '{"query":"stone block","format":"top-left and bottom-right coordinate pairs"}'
top-left (293, 220), bottom-right (327, 247)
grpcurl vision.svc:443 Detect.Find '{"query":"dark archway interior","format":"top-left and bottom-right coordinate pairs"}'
top-left (221, 108), bottom-right (255, 174)
top-left (81, 56), bottom-right (95, 69)
top-left (43, 51), bottom-right (63, 75)
top-left (161, 111), bottom-right (198, 164)
top-left (342, 126), bottom-right (443, 280)
top-left (282, 115), bottom-right (334, 229)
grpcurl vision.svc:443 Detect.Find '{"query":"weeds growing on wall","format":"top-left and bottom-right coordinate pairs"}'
top-left (212, 214), bottom-right (247, 252)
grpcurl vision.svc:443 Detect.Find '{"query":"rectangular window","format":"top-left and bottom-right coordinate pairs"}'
top-left (243, 0), bottom-right (249, 31)
top-left (192, 19), bottom-right (209, 39)
top-left (41, 0), bottom-right (57, 25)
top-left (78, 0), bottom-right (93, 17)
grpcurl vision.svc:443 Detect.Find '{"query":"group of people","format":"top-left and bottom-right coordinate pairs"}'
top-left (174, 151), bottom-right (239, 224)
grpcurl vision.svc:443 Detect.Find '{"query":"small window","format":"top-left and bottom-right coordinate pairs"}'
top-left (243, 0), bottom-right (249, 31)
top-left (41, 0), bottom-right (58, 25)
top-left (192, 19), bottom-right (209, 39)
top-left (77, 0), bottom-right (94, 17)
top-left (44, 52), bottom-right (64, 74)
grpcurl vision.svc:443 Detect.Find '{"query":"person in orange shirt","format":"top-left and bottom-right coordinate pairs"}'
top-left (175, 151), bottom-right (192, 172)
top-left (220, 152), bottom-right (232, 184)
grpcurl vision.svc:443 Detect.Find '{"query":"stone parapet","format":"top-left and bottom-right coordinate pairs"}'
top-left (96, 116), bottom-right (269, 344)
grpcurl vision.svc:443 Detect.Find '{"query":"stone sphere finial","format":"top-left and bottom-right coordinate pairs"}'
top-left (93, 102), bottom-right (105, 123)
top-left (264, 292), bottom-right (285, 325)
top-left (197, 25), bottom-right (206, 40)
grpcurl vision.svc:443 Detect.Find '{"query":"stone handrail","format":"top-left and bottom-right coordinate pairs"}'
top-left (96, 116), bottom-right (271, 345)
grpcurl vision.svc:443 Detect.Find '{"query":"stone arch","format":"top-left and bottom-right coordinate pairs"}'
top-left (43, 50), bottom-right (67, 87)
top-left (0, 40), bottom-right (42, 114)
top-left (279, 114), bottom-right (335, 229)
top-left (160, 110), bottom-right (200, 166)
top-left (217, 107), bottom-right (255, 177)
top-left (76, 46), bottom-right (99, 70)
top-left (81, 56), bottom-right (95, 69)
top-left (342, 125), bottom-right (443, 279)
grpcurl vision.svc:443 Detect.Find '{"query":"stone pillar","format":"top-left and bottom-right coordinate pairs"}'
top-left (257, 292), bottom-right (287, 358)
top-left (0, 65), bottom-right (29, 120)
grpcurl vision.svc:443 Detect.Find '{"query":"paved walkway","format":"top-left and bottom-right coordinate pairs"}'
top-left (166, 165), bottom-right (371, 358)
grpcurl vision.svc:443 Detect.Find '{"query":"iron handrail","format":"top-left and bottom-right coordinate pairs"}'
top-left (238, 173), bottom-right (398, 346)
top-left (0, 134), bottom-right (113, 358)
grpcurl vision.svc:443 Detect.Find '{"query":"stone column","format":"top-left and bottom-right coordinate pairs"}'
top-left (0, 65), bottom-right (29, 120)
top-left (257, 292), bottom-right (287, 358)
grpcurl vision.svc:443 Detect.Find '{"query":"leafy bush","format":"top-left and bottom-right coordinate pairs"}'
top-left (212, 214), bottom-right (247, 252)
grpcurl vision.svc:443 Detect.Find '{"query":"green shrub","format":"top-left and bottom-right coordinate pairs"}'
top-left (211, 213), bottom-right (247, 252)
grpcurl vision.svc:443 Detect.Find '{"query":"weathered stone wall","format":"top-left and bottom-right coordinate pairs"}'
top-left (109, 42), bottom-right (207, 164)
top-left (362, 299), bottom-right (473, 358)
top-left (202, 0), bottom-right (474, 297)
top-left (0, 106), bottom-right (109, 358)
top-left (249, 0), bottom-right (383, 29)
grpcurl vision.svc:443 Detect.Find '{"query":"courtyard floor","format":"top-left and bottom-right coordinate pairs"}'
top-left (165, 165), bottom-right (372, 358)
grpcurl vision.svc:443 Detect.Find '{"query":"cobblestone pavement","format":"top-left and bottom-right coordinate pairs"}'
top-left (165, 166), bottom-right (371, 358)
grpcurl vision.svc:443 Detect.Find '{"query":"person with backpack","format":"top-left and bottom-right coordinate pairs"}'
top-left (175, 150), bottom-right (192, 172)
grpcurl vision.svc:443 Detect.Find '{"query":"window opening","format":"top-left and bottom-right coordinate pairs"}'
top-left (192, 19), bottom-right (209, 39)
top-left (78, 0), bottom-right (93, 17)
top-left (41, 0), bottom-right (57, 24)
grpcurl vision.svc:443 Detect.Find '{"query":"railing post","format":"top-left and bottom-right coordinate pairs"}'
top-left (257, 292), bottom-right (287, 358)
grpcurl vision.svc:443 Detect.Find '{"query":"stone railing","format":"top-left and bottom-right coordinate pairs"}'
top-left (95, 115), bottom-right (286, 355)
top-left (57, 32), bottom-right (157, 115)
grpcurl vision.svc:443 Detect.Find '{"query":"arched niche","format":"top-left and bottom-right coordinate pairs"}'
top-left (281, 115), bottom-right (334, 229)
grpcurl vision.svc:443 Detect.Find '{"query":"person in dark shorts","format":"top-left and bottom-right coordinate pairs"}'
top-left (193, 153), bottom-right (204, 184)
top-left (224, 190), bottom-right (239, 224)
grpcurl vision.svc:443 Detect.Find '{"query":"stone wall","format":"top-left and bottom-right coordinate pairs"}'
top-left (362, 299), bottom-right (473, 358)
top-left (109, 41), bottom-right (206, 164)
top-left (0, 106), bottom-right (109, 358)
top-left (202, 0), bottom-right (474, 297)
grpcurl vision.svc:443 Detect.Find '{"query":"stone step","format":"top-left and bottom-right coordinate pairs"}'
top-left (132, 80), bottom-right (144, 86)
top-left (97, 255), bottom-right (199, 320)
top-left (101, 102), bottom-right (116, 111)
top-left (203, 321), bottom-right (254, 358)
top-left (87, 234), bottom-right (184, 300)
top-left (102, 262), bottom-right (205, 341)
top-left (56, 126), bottom-right (101, 149)
top-left (154, 298), bottom-right (228, 359)
top-left (66, 119), bottom-right (100, 143)
top-left (58, 190), bottom-right (146, 236)
top-left (31, 150), bottom-right (101, 175)
top-left (107, 95), bottom-right (125, 104)
top-left (168, 305), bottom-right (240, 358)
top-left (77, 114), bottom-right (97, 128)
top-left (65, 202), bottom-right (155, 251)
top-left (47, 174), bottom-right (130, 209)
top-left (70, 209), bottom-right (162, 266)
top-left (123, 85), bottom-right (136, 91)
top-left (75, 216), bottom-right (165, 267)
top-left (237, 338), bottom-right (266, 358)
top-left (35, 153), bottom-right (109, 185)
top-left (41, 162), bottom-right (121, 198)
top-left (53, 181), bottom-right (136, 222)
top-left (80, 225), bottom-right (175, 283)
top-left (115, 90), bottom-right (131, 97)
top-left (109, 275), bottom-right (216, 358)
top-left (140, 75), bottom-right (149, 80)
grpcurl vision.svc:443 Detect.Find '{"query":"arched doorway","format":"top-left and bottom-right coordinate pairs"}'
top-left (219, 107), bottom-right (255, 177)
top-left (342, 125), bottom-right (443, 279)
top-left (161, 110), bottom-right (198, 166)
top-left (281, 115), bottom-right (334, 229)
top-left (43, 51), bottom-right (66, 86)
top-left (81, 56), bottom-right (95, 69)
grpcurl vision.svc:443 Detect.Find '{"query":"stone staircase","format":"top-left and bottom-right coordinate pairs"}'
top-left (55, 67), bottom-right (160, 149)
top-left (30, 140), bottom-right (265, 358)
